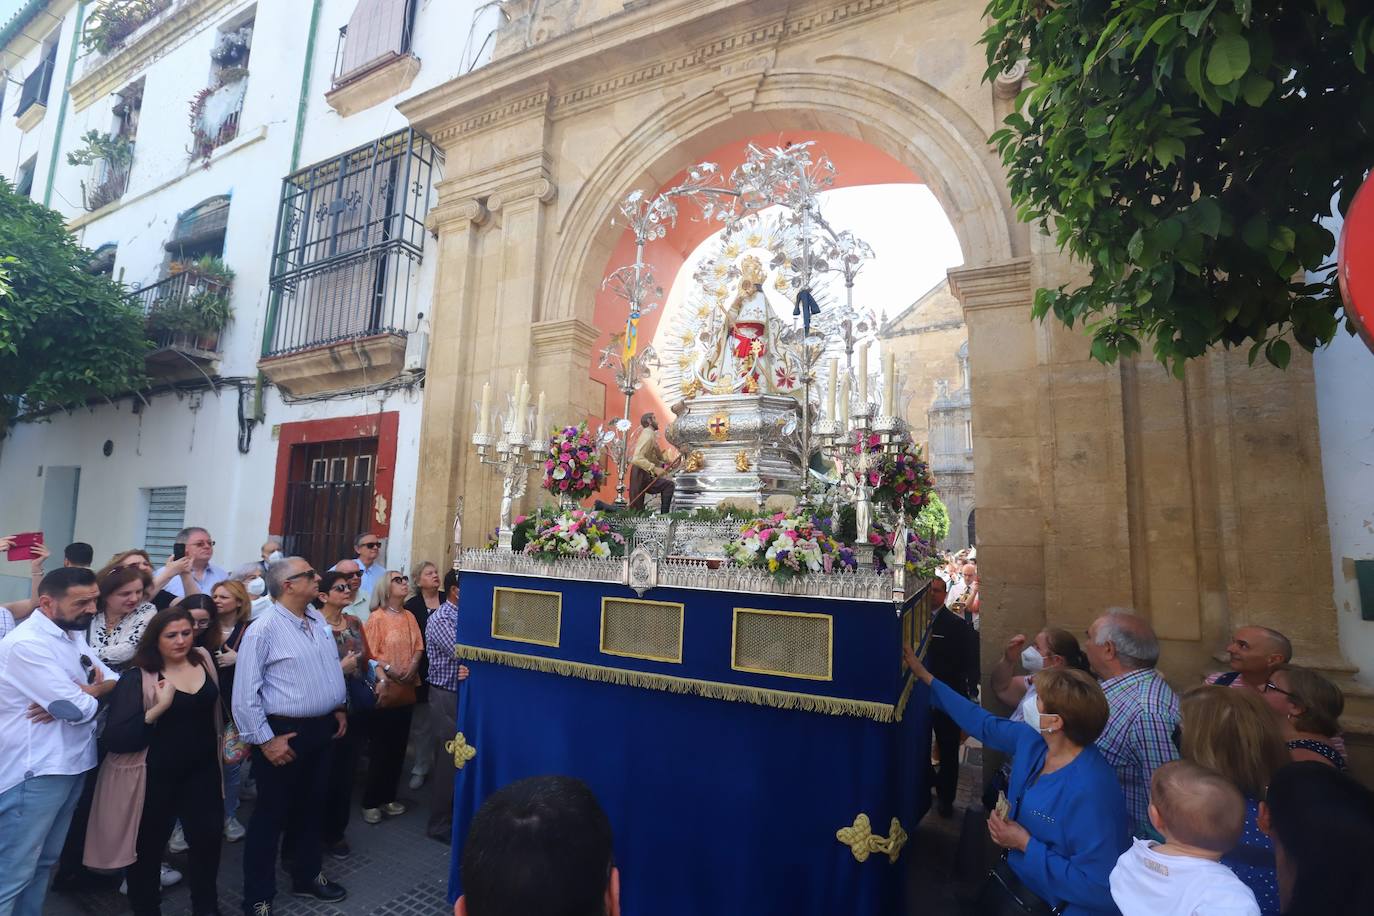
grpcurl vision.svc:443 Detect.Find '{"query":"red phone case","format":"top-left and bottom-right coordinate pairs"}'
top-left (6, 531), bottom-right (43, 562)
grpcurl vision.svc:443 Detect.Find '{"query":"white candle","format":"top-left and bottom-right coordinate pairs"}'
top-left (479, 382), bottom-right (491, 437)
top-left (826, 358), bottom-right (837, 420)
top-left (857, 343), bottom-right (868, 407)
top-left (518, 381), bottom-right (530, 433)
top-left (883, 351), bottom-right (895, 416)
top-left (840, 377), bottom-right (850, 426)
top-left (535, 390), bottom-right (546, 439)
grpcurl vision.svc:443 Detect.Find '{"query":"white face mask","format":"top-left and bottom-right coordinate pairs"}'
top-left (1021, 693), bottom-right (1046, 732)
top-left (267, 550), bottom-right (284, 563)
top-left (246, 576), bottom-right (266, 597)
top-left (1021, 645), bottom-right (1046, 673)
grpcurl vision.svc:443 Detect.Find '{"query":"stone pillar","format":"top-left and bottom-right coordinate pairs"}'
top-left (529, 318), bottom-right (604, 434)
top-left (412, 196), bottom-right (489, 567)
top-left (948, 258), bottom-right (1046, 706)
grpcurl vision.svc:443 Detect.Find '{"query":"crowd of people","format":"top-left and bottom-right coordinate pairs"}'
top-left (0, 529), bottom-right (466, 916)
top-left (3, 526), bottom-right (1373, 916)
top-left (907, 593), bottom-right (1374, 916)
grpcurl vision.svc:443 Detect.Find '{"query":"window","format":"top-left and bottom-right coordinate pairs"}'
top-left (333, 0), bottom-right (416, 88)
top-left (191, 15), bottom-right (253, 162)
top-left (265, 128), bottom-right (438, 356)
top-left (15, 37), bottom-right (58, 119)
top-left (87, 243), bottom-right (118, 278)
top-left (964, 419), bottom-right (973, 450)
top-left (166, 195), bottom-right (230, 262)
top-left (143, 486), bottom-right (188, 565)
top-left (15, 155), bottom-right (37, 198)
top-left (113, 79), bottom-right (143, 141)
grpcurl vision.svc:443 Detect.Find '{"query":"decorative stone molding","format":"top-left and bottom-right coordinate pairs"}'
top-left (488, 176), bottom-right (557, 212)
top-left (993, 58), bottom-right (1029, 100)
top-left (530, 317), bottom-right (601, 355)
top-left (947, 259), bottom-right (1032, 311)
top-left (69, 0), bottom-right (237, 113)
top-left (324, 54), bottom-right (421, 118)
top-left (14, 101), bottom-right (45, 132)
top-left (425, 197), bottom-right (489, 236)
top-left (258, 333), bottom-right (408, 397)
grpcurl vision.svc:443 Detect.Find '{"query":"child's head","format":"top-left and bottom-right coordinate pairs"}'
top-left (1149, 760), bottom-right (1246, 854)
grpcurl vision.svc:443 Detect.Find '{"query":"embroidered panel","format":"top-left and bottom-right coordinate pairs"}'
top-left (600, 597), bottom-right (684, 664)
top-left (731, 608), bottom-right (833, 681)
top-left (491, 586), bottom-right (561, 647)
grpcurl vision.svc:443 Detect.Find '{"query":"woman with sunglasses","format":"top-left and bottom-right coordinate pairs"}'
top-left (209, 580), bottom-right (253, 843)
top-left (361, 571), bottom-right (423, 824)
top-left (317, 570), bottom-right (373, 855)
top-left (1261, 666), bottom-right (1347, 771)
top-left (87, 609), bottom-right (223, 916)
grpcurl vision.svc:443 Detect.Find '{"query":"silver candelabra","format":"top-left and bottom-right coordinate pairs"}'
top-left (817, 408), bottom-right (909, 564)
top-left (471, 410), bottom-right (543, 552)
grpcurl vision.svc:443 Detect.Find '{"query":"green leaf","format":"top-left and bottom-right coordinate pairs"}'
top-left (1242, 216), bottom-right (1268, 250)
top-left (1241, 72), bottom-right (1274, 106)
top-left (1184, 43), bottom-right (1207, 98)
top-left (1127, 228), bottom-right (1145, 262)
top-left (1152, 136), bottom-right (1186, 166)
top-left (1181, 0), bottom-right (1219, 36)
top-left (1135, 15), bottom-right (1179, 62)
top-left (1270, 225), bottom-right (1296, 252)
top-left (1190, 198), bottom-right (1223, 238)
top-left (1207, 32), bottom-right (1251, 85)
top-left (1265, 338), bottom-right (1291, 369)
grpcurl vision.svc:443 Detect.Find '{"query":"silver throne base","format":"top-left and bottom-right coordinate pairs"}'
top-left (665, 393), bottom-right (803, 511)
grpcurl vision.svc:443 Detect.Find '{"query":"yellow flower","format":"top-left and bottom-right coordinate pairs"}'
top-left (768, 559), bottom-right (779, 572)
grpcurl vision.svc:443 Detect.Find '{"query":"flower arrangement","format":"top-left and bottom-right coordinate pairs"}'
top-left (724, 513), bottom-right (857, 581)
top-left (867, 522), bottom-right (941, 580)
top-left (524, 510), bottom-right (626, 561)
top-left (542, 423), bottom-right (605, 500)
top-left (850, 431), bottom-right (936, 516)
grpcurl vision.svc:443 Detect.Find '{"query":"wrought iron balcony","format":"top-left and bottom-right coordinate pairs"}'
top-left (129, 269), bottom-right (232, 368)
top-left (81, 154), bottom-right (133, 212)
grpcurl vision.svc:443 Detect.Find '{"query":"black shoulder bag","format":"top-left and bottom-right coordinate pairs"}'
top-left (975, 770), bottom-right (1066, 916)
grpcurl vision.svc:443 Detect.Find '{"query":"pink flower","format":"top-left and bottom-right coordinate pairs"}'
top-left (868, 532), bottom-right (883, 545)
top-left (545, 460), bottom-right (555, 471)
top-left (869, 471), bottom-right (881, 486)
top-left (559, 480), bottom-right (570, 490)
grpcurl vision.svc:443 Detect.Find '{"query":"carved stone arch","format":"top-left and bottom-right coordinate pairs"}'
top-left (542, 63), bottom-right (1017, 327)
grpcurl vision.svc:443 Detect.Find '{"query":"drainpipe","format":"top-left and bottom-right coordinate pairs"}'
top-left (257, 0), bottom-right (322, 401)
top-left (43, 0), bottom-right (86, 208)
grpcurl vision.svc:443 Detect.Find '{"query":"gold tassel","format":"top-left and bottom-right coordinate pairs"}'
top-left (836, 813), bottom-right (908, 864)
top-left (456, 644), bottom-right (896, 722)
top-left (446, 732), bottom-right (477, 769)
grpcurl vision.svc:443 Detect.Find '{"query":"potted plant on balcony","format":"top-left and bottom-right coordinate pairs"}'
top-left (81, 0), bottom-right (171, 55)
top-left (188, 67), bottom-right (250, 164)
top-left (146, 260), bottom-right (234, 351)
top-left (66, 131), bottom-right (134, 212)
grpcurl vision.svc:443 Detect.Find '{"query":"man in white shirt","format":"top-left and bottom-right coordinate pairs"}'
top-left (0, 567), bottom-right (116, 916)
top-left (155, 526), bottom-right (229, 599)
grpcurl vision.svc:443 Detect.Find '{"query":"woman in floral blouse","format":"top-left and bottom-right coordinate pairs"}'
top-left (88, 566), bottom-right (157, 673)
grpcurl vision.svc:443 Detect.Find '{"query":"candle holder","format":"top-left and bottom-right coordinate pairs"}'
top-left (818, 403), bottom-right (912, 565)
top-left (471, 408), bottom-right (544, 552)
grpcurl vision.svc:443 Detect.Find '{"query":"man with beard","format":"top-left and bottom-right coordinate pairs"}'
top-left (628, 412), bottom-right (676, 512)
top-left (0, 567), bottom-right (116, 915)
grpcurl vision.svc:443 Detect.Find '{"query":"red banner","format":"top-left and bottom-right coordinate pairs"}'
top-left (1340, 177), bottom-right (1374, 353)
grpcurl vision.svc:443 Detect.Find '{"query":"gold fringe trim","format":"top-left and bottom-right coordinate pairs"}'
top-left (457, 644), bottom-right (896, 722)
top-left (894, 673), bottom-right (916, 723)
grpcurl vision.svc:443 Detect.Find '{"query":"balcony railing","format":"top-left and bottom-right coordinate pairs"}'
top-left (190, 74), bottom-right (246, 162)
top-left (264, 128), bottom-right (438, 357)
top-left (130, 269), bottom-right (232, 356)
top-left (82, 154), bottom-right (133, 211)
top-left (15, 57), bottom-right (53, 119)
top-left (332, 0), bottom-right (416, 89)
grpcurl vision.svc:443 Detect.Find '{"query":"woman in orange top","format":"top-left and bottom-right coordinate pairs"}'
top-left (360, 571), bottom-right (423, 823)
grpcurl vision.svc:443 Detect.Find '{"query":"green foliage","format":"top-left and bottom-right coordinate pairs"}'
top-left (65, 130), bottom-right (134, 169)
top-left (146, 289), bottom-right (232, 338)
top-left (81, 0), bottom-right (170, 55)
top-left (914, 493), bottom-right (951, 544)
top-left (0, 179), bottom-right (147, 425)
top-left (983, 0), bottom-right (1372, 374)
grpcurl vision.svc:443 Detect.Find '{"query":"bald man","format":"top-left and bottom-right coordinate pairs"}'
top-left (1205, 626), bottom-right (1292, 691)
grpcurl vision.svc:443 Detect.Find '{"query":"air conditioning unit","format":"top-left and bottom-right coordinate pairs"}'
top-left (404, 313), bottom-right (430, 373)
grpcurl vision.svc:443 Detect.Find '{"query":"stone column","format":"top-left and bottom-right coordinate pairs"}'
top-left (948, 258), bottom-right (1046, 706)
top-left (412, 196), bottom-right (489, 567)
top-left (529, 318), bottom-right (604, 436)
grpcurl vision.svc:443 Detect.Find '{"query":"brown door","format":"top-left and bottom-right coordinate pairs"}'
top-left (281, 437), bottom-right (378, 570)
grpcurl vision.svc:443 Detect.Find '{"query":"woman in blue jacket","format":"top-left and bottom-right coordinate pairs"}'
top-left (904, 645), bottom-right (1129, 915)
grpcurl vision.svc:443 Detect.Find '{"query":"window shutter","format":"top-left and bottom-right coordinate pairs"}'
top-left (144, 486), bottom-right (188, 565)
top-left (338, 0), bottom-right (412, 84)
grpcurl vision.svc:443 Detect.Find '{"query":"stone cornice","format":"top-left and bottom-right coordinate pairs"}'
top-left (425, 198), bottom-right (489, 236)
top-left (400, 0), bottom-right (904, 142)
top-left (947, 258), bottom-right (1032, 311)
top-left (530, 317), bottom-right (602, 354)
top-left (488, 176), bottom-right (556, 212)
top-left (68, 0), bottom-right (238, 112)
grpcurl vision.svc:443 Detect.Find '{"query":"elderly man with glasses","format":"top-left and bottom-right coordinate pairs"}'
top-left (232, 557), bottom-right (349, 914)
top-left (347, 533), bottom-right (386, 600)
top-left (155, 526), bottom-right (229, 599)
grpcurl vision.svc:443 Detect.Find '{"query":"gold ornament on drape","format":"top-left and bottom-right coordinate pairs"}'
top-left (836, 813), bottom-right (908, 864)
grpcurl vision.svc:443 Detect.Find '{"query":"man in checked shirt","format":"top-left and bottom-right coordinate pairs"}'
top-left (1084, 608), bottom-right (1180, 839)
top-left (423, 568), bottom-right (470, 841)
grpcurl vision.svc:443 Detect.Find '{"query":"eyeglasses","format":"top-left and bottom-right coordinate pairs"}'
top-left (1264, 681), bottom-right (1293, 697)
top-left (328, 583), bottom-right (352, 593)
top-left (391, 576), bottom-right (409, 585)
top-left (359, 542), bottom-right (382, 549)
top-left (187, 540), bottom-right (215, 548)
top-left (285, 569), bottom-right (319, 583)
top-left (339, 570), bottom-right (362, 579)
top-left (79, 655), bottom-right (96, 685)
top-left (191, 618), bottom-right (210, 629)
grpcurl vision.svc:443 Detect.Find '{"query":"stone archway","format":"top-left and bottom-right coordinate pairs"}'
top-left (398, 0), bottom-right (1362, 749)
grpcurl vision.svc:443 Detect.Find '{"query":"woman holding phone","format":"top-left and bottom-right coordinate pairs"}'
top-left (86, 608), bottom-right (223, 916)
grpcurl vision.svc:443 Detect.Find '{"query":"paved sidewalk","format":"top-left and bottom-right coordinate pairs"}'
top-left (45, 771), bottom-right (453, 916)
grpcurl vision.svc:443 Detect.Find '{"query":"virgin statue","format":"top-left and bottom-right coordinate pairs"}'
top-left (691, 255), bottom-right (798, 396)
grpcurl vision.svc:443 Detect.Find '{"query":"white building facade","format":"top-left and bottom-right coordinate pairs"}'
top-left (0, 0), bottom-right (499, 599)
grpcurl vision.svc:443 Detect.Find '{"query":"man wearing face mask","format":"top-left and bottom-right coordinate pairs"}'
top-left (923, 575), bottom-right (980, 818)
top-left (0, 567), bottom-right (117, 916)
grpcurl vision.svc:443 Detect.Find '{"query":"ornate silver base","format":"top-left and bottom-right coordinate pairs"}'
top-left (666, 393), bottom-right (803, 511)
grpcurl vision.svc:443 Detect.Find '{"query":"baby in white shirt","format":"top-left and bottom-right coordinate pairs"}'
top-left (1110, 760), bottom-right (1261, 916)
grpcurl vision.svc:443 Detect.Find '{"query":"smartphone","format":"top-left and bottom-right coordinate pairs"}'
top-left (6, 531), bottom-right (43, 562)
top-left (172, 542), bottom-right (187, 561)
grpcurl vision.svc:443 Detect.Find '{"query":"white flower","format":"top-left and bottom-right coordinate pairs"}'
top-left (553, 467), bottom-right (567, 480)
top-left (590, 541), bottom-right (610, 558)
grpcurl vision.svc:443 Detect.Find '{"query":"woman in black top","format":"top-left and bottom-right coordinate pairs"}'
top-left (402, 561), bottom-right (442, 789)
top-left (103, 608), bottom-right (223, 916)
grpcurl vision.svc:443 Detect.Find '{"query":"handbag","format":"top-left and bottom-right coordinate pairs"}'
top-left (346, 672), bottom-right (377, 712)
top-left (222, 719), bottom-right (249, 765)
top-left (375, 675), bottom-right (417, 708)
top-left (977, 854), bottom-right (1065, 916)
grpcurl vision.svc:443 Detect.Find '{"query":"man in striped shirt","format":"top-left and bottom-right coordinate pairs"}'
top-left (1085, 608), bottom-right (1180, 839)
top-left (1205, 625), bottom-right (1292, 691)
top-left (233, 557), bottom-right (349, 914)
